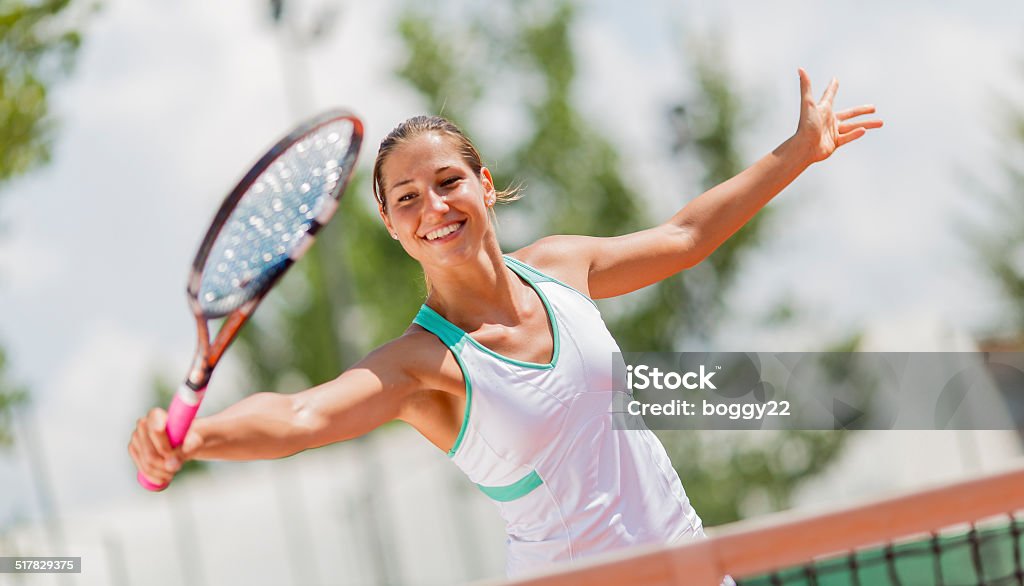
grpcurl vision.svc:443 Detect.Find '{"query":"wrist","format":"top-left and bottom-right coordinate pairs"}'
top-left (187, 417), bottom-right (214, 459)
top-left (782, 133), bottom-right (818, 168)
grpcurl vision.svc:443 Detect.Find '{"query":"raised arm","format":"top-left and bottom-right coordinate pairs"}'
top-left (129, 333), bottom-right (434, 487)
top-left (517, 69), bottom-right (882, 299)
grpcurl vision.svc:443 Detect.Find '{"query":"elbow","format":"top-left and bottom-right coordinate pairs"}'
top-left (286, 393), bottom-right (329, 450)
top-left (665, 223), bottom-right (704, 271)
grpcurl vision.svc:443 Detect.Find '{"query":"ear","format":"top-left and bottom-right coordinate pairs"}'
top-left (480, 167), bottom-right (496, 207)
top-left (378, 204), bottom-right (398, 239)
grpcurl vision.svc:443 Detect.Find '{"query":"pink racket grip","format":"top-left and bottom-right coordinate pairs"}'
top-left (137, 384), bottom-right (205, 492)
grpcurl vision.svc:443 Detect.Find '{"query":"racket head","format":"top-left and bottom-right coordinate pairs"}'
top-left (188, 110), bottom-right (363, 321)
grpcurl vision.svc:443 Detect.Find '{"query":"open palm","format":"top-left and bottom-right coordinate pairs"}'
top-left (797, 68), bottom-right (883, 163)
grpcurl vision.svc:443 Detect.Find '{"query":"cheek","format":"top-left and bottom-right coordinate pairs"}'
top-left (388, 207), bottom-right (419, 233)
top-left (454, 184), bottom-right (486, 210)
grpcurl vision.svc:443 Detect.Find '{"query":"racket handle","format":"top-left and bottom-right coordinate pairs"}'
top-left (138, 383), bottom-right (206, 492)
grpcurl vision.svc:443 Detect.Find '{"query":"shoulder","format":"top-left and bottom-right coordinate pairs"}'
top-left (372, 324), bottom-right (466, 397)
top-left (379, 325), bottom-right (469, 430)
top-left (509, 235), bottom-right (594, 297)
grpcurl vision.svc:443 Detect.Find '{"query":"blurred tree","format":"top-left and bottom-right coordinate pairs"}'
top-left (964, 56), bottom-right (1024, 447)
top-left (0, 348), bottom-right (26, 445)
top-left (230, 0), bottom-right (416, 399)
top-left (659, 340), bottom-right (855, 525)
top-left (224, 4), bottom-right (403, 584)
top-left (968, 74), bottom-right (1024, 336)
top-left (654, 35), bottom-right (848, 525)
top-left (649, 37), bottom-right (764, 348)
top-left (0, 0), bottom-right (89, 444)
top-left (394, 2), bottom-right (651, 332)
top-left (0, 0), bottom-right (82, 182)
top-left (229, 171), bottom-right (427, 390)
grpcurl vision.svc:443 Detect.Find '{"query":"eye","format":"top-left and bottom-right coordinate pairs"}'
top-left (441, 176), bottom-right (461, 187)
top-left (397, 192), bottom-right (416, 203)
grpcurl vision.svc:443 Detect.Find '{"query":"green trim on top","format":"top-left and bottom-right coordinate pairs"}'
top-left (476, 469), bottom-right (544, 502)
top-left (414, 305), bottom-right (464, 349)
top-left (476, 256), bottom-right (560, 369)
top-left (444, 349), bottom-right (471, 457)
top-left (413, 307), bottom-right (471, 458)
top-left (503, 255), bottom-right (599, 309)
top-left (416, 259), bottom-right (561, 370)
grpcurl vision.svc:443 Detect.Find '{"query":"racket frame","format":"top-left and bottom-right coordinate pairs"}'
top-left (138, 110), bottom-right (363, 491)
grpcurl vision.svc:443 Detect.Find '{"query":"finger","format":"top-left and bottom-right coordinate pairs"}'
top-left (134, 419), bottom-right (166, 470)
top-left (136, 416), bottom-right (179, 474)
top-left (836, 128), bottom-right (867, 147)
top-left (181, 429), bottom-right (203, 460)
top-left (835, 105), bottom-right (876, 121)
top-left (838, 119), bottom-right (884, 134)
top-left (145, 408), bottom-right (174, 460)
top-left (129, 442), bottom-right (163, 484)
top-left (798, 68), bottom-right (814, 104)
top-left (129, 439), bottom-right (172, 485)
top-left (820, 76), bottom-right (839, 106)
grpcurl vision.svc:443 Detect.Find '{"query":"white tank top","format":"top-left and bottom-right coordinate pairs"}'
top-left (413, 256), bottom-right (704, 577)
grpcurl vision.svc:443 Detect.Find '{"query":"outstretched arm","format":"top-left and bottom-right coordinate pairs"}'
top-left (128, 335), bottom-right (432, 486)
top-left (518, 69), bottom-right (882, 299)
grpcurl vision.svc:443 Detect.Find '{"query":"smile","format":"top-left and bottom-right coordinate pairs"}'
top-left (423, 221), bottom-right (465, 242)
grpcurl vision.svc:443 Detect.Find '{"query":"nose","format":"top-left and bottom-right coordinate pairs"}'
top-left (424, 188), bottom-right (449, 215)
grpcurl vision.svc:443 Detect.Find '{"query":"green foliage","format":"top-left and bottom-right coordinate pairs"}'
top-left (660, 430), bottom-right (846, 526)
top-left (0, 0), bottom-right (83, 184)
top-left (967, 82), bottom-right (1024, 334)
top-left (232, 172), bottom-right (427, 395)
top-left (654, 35), bottom-right (848, 524)
top-left (0, 347), bottom-right (27, 445)
top-left (336, 174), bottom-right (425, 349)
top-left (395, 15), bottom-right (480, 122)
top-left (0, 0), bottom-right (88, 446)
top-left (397, 3), bottom-right (645, 249)
top-left (644, 35), bottom-right (771, 348)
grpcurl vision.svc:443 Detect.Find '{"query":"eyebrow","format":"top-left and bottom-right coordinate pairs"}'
top-left (389, 166), bottom-right (453, 192)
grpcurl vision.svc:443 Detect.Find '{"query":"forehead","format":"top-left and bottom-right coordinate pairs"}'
top-left (382, 133), bottom-right (467, 180)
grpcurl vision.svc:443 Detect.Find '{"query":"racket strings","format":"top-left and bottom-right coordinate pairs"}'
top-left (199, 119), bottom-right (357, 317)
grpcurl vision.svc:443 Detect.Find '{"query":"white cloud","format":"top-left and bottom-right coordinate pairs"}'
top-left (0, 230), bottom-right (65, 295)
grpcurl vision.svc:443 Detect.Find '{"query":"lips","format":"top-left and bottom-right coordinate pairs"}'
top-left (422, 221), bottom-right (465, 242)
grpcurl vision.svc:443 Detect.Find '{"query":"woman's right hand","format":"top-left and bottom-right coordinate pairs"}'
top-left (128, 408), bottom-right (204, 488)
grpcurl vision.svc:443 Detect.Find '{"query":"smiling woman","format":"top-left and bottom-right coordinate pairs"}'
top-left (129, 70), bottom-right (882, 580)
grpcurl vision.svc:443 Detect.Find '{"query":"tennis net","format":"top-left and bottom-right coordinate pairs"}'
top-left (488, 464), bottom-right (1024, 586)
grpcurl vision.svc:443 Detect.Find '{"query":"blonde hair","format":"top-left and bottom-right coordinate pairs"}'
top-left (372, 115), bottom-right (521, 214)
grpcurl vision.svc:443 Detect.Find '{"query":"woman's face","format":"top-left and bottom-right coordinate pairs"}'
top-left (379, 132), bottom-right (496, 269)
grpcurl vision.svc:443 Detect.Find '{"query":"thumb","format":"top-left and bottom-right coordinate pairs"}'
top-left (798, 68), bottom-right (813, 104)
top-left (179, 428), bottom-right (204, 460)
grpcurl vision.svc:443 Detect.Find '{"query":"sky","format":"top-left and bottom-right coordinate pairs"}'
top-left (1, 0), bottom-right (1023, 533)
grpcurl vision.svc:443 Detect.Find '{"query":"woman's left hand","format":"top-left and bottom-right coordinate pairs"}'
top-left (795, 68), bottom-right (883, 164)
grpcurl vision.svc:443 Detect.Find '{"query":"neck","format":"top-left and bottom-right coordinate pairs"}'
top-left (423, 244), bottom-right (527, 331)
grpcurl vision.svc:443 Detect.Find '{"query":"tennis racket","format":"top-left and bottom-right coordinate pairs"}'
top-left (138, 110), bottom-right (363, 491)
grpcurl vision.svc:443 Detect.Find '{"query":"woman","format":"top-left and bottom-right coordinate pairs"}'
top-left (129, 69), bottom-right (881, 577)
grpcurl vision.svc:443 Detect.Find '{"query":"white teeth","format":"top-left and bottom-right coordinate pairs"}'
top-left (425, 222), bottom-right (462, 241)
